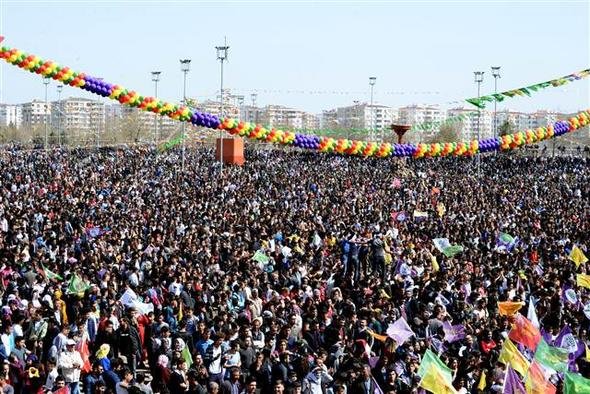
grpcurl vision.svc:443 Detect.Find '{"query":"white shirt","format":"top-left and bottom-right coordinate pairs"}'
top-left (58, 349), bottom-right (83, 383)
top-left (208, 345), bottom-right (222, 374)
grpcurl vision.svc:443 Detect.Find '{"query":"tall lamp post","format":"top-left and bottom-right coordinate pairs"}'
top-left (180, 59), bottom-right (191, 172)
top-left (56, 84), bottom-right (63, 146)
top-left (151, 71), bottom-right (161, 144)
top-left (216, 40), bottom-right (229, 177)
top-left (474, 71), bottom-right (484, 177)
top-left (43, 77), bottom-right (50, 149)
top-left (491, 66), bottom-right (501, 137)
top-left (369, 77), bottom-right (376, 141)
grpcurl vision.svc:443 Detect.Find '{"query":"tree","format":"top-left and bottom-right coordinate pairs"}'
top-left (498, 120), bottom-right (514, 136)
top-left (429, 122), bottom-right (460, 143)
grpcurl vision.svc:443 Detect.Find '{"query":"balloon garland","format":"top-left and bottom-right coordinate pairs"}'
top-left (0, 36), bottom-right (588, 159)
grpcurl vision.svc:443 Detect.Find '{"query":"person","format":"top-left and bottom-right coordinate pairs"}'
top-left (0, 375), bottom-right (13, 394)
top-left (117, 319), bottom-right (141, 378)
top-left (221, 367), bottom-right (242, 394)
top-left (169, 358), bottom-right (189, 393)
top-left (135, 373), bottom-right (153, 394)
top-left (58, 339), bottom-right (83, 394)
top-left (0, 146), bottom-right (588, 394)
top-left (83, 362), bottom-right (104, 394)
top-left (114, 368), bottom-right (135, 394)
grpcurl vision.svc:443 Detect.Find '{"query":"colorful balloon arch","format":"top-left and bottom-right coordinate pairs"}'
top-left (0, 36), bottom-right (588, 159)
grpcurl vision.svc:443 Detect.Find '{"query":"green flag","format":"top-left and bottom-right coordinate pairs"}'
top-left (564, 371), bottom-right (590, 394)
top-left (42, 264), bottom-right (63, 281)
top-left (442, 245), bottom-right (464, 258)
top-left (534, 339), bottom-right (569, 373)
top-left (417, 349), bottom-right (453, 382)
top-left (466, 98), bottom-right (485, 109)
top-left (252, 250), bottom-right (270, 264)
top-left (181, 346), bottom-right (193, 368)
top-left (67, 274), bottom-right (90, 295)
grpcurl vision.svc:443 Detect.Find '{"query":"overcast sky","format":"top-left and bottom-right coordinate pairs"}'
top-left (0, 0), bottom-right (588, 114)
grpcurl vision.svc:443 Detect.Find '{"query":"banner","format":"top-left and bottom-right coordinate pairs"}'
top-left (0, 37), bottom-right (588, 160)
top-left (466, 68), bottom-right (590, 109)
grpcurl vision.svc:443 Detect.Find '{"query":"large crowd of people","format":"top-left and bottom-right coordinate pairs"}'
top-left (0, 145), bottom-right (588, 394)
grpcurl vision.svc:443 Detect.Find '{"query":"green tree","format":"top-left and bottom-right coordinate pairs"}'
top-left (429, 122), bottom-right (460, 143)
top-left (498, 120), bottom-right (514, 136)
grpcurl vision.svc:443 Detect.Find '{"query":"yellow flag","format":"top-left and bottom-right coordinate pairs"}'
top-left (498, 338), bottom-right (530, 377)
top-left (431, 255), bottom-right (440, 273)
top-left (585, 344), bottom-right (590, 362)
top-left (569, 245), bottom-right (588, 268)
top-left (477, 370), bottom-right (486, 391)
top-left (576, 274), bottom-right (590, 290)
top-left (420, 364), bottom-right (458, 394)
top-left (437, 202), bottom-right (446, 217)
top-left (498, 301), bottom-right (525, 316)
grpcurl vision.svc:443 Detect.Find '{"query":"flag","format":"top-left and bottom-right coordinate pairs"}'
top-left (496, 232), bottom-right (518, 252)
top-left (42, 264), bottom-right (63, 281)
top-left (585, 344), bottom-right (590, 362)
top-left (76, 339), bottom-right (92, 373)
top-left (367, 329), bottom-right (388, 343)
top-left (371, 377), bottom-right (384, 394)
top-left (413, 210), bottom-right (429, 219)
top-left (477, 370), bottom-right (486, 391)
top-left (417, 349), bottom-right (453, 381)
top-left (527, 297), bottom-right (540, 329)
top-left (433, 238), bottom-right (464, 258)
top-left (525, 361), bottom-right (556, 394)
top-left (442, 245), bottom-right (464, 258)
top-left (561, 284), bottom-right (579, 306)
top-left (498, 338), bottom-right (530, 377)
top-left (569, 245), bottom-right (588, 268)
top-left (564, 371), bottom-right (590, 394)
top-left (67, 274), bottom-right (90, 295)
top-left (392, 178), bottom-right (402, 188)
top-left (419, 363), bottom-right (457, 394)
top-left (498, 301), bottom-right (524, 316)
top-left (436, 203), bottom-right (446, 217)
top-left (576, 274), bottom-right (590, 289)
top-left (431, 254), bottom-right (440, 273)
top-left (181, 345), bottom-right (193, 368)
top-left (418, 349), bottom-right (456, 394)
top-left (553, 326), bottom-right (579, 354)
top-left (534, 339), bottom-right (569, 373)
top-left (386, 317), bottom-right (415, 345)
top-left (508, 313), bottom-right (541, 351)
top-left (442, 321), bottom-right (465, 343)
top-left (503, 365), bottom-right (526, 394)
top-left (252, 250), bottom-right (270, 264)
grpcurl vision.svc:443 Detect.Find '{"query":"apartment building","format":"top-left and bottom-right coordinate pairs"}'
top-left (0, 104), bottom-right (22, 128)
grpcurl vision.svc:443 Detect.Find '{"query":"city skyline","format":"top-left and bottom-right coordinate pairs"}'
top-left (0, 1), bottom-right (588, 117)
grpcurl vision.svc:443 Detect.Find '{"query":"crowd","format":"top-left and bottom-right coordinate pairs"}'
top-left (0, 145), bottom-right (588, 394)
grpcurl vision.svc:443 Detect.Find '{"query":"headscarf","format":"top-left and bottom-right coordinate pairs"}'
top-left (157, 354), bottom-right (169, 368)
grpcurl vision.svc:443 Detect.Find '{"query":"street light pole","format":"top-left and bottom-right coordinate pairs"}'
top-left (151, 71), bottom-right (161, 144)
top-left (491, 66), bottom-right (501, 137)
top-left (56, 84), bottom-right (63, 146)
top-left (474, 71), bottom-right (485, 177)
top-left (43, 77), bottom-right (50, 149)
top-left (180, 59), bottom-right (191, 172)
top-left (216, 39), bottom-right (229, 179)
top-left (369, 77), bottom-right (376, 141)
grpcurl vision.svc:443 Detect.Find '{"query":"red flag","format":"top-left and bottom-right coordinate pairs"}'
top-left (52, 387), bottom-right (70, 394)
top-left (525, 360), bottom-right (556, 394)
top-left (76, 339), bottom-right (92, 373)
top-left (508, 313), bottom-right (541, 351)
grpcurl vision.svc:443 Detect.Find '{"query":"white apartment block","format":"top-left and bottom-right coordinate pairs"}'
top-left (242, 105), bottom-right (319, 130)
top-left (21, 100), bottom-right (51, 129)
top-left (194, 100), bottom-right (241, 121)
top-left (398, 104), bottom-right (445, 141)
top-left (50, 98), bottom-right (105, 141)
top-left (334, 103), bottom-right (398, 131)
top-left (446, 107), bottom-right (493, 140)
top-left (0, 104), bottom-right (22, 128)
top-left (321, 109), bottom-right (338, 128)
